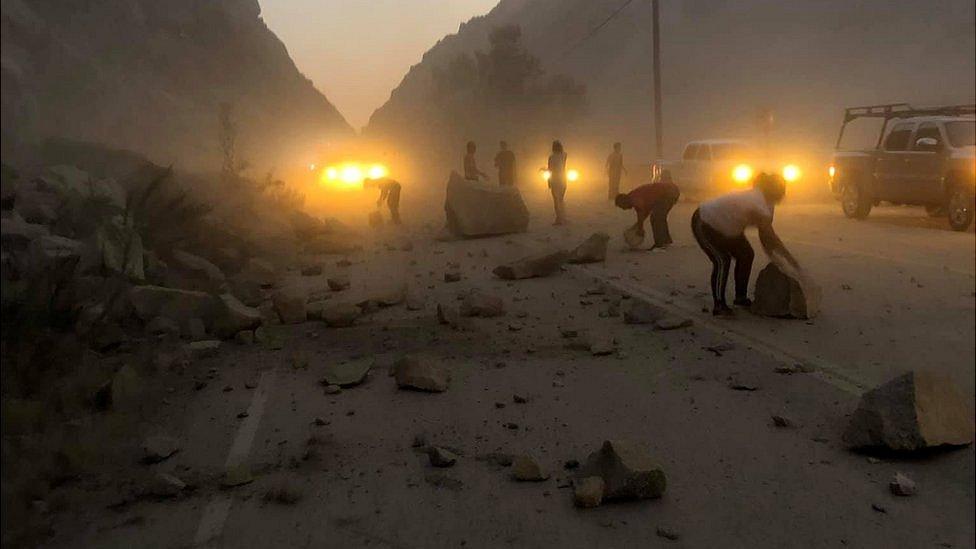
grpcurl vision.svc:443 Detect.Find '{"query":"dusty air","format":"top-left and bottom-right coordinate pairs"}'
top-left (1, 1), bottom-right (974, 548)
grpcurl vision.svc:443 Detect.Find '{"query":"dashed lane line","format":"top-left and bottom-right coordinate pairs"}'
top-left (193, 369), bottom-right (276, 547)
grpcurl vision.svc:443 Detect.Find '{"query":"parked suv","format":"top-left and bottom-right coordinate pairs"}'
top-left (829, 103), bottom-right (975, 231)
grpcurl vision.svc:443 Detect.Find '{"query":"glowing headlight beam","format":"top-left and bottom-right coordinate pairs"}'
top-left (367, 164), bottom-right (388, 179)
top-left (731, 164), bottom-right (754, 184)
top-left (782, 164), bottom-right (802, 183)
top-left (567, 169), bottom-right (580, 182)
top-left (541, 169), bottom-right (552, 181)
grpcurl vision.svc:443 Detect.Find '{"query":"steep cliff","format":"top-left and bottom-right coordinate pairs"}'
top-left (1, 0), bottom-right (353, 170)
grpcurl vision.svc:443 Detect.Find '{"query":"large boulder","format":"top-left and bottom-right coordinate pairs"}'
top-left (493, 250), bottom-right (568, 280)
top-left (167, 249), bottom-right (226, 292)
top-left (568, 232), bottom-right (610, 264)
top-left (577, 440), bottom-right (667, 501)
top-left (751, 262), bottom-right (821, 319)
top-left (843, 371), bottom-right (974, 451)
top-left (28, 235), bottom-right (84, 271)
top-left (444, 171), bottom-right (529, 238)
top-left (1, 214), bottom-right (50, 251)
top-left (213, 293), bottom-right (262, 338)
top-left (393, 356), bottom-right (449, 392)
top-left (129, 286), bottom-right (215, 328)
top-left (272, 287), bottom-right (307, 324)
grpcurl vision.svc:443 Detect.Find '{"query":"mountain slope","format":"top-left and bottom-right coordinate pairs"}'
top-left (368, 0), bottom-right (976, 161)
top-left (1, 0), bottom-right (353, 171)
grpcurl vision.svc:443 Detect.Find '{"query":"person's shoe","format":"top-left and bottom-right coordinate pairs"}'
top-left (712, 304), bottom-right (735, 317)
top-left (733, 297), bottom-right (753, 308)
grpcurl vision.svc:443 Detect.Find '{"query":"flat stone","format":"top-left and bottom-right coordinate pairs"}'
top-left (321, 302), bottom-right (361, 328)
top-left (624, 301), bottom-right (663, 324)
top-left (272, 287), bottom-right (307, 324)
top-left (493, 250), bottom-right (568, 280)
top-left (322, 359), bottom-right (372, 387)
top-left (327, 275), bottom-right (350, 291)
top-left (460, 291), bottom-right (505, 317)
top-left (186, 340), bottom-right (221, 359)
top-left (654, 316), bottom-right (693, 331)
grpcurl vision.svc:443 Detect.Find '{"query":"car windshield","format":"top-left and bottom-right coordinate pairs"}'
top-left (945, 121), bottom-right (975, 147)
top-left (711, 143), bottom-right (750, 160)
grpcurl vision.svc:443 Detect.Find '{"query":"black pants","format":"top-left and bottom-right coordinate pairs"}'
top-left (691, 209), bottom-right (754, 307)
top-left (649, 191), bottom-right (679, 247)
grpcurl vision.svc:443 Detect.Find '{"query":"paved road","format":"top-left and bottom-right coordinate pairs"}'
top-left (39, 179), bottom-right (975, 548)
top-left (519, 184), bottom-right (976, 397)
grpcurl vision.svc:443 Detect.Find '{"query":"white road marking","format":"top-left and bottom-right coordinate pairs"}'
top-left (573, 266), bottom-right (867, 394)
top-left (193, 369), bottom-right (275, 547)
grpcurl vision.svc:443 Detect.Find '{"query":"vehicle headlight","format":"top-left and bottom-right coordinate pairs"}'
top-left (541, 170), bottom-right (552, 181)
top-left (340, 165), bottom-right (363, 184)
top-left (828, 165), bottom-right (836, 179)
top-left (782, 164), bottom-right (802, 183)
top-left (731, 164), bottom-right (754, 184)
top-left (367, 164), bottom-right (388, 179)
top-left (325, 167), bottom-right (338, 180)
top-left (567, 169), bottom-right (580, 182)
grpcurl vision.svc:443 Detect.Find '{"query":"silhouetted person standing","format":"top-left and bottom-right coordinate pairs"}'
top-left (606, 142), bottom-right (626, 200)
top-left (547, 140), bottom-right (568, 225)
top-left (494, 141), bottom-right (517, 186)
top-left (464, 141), bottom-right (488, 182)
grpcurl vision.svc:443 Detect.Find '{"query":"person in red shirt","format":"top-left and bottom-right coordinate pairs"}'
top-left (614, 169), bottom-right (680, 248)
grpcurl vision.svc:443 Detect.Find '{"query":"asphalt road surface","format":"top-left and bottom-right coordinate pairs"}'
top-left (40, 179), bottom-right (974, 548)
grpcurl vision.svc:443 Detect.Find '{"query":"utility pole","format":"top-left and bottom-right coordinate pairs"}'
top-left (651, 0), bottom-right (664, 174)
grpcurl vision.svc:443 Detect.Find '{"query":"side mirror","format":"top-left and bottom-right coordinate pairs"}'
top-left (915, 137), bottom-right (939, 151)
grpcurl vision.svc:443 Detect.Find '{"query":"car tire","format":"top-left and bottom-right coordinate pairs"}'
top-left (841, 181), bottom-right (872, 219)
top-left (946, 185), bottom-right (974, 232)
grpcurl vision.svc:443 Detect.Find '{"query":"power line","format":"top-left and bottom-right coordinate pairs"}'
top-left (560, 0), bottom-right (637, 59)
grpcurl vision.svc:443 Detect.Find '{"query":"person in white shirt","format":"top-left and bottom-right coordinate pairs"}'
top-left (691, 173), bottom-right (799, 316)
top-left (547, 140), bottom-right (568, 225)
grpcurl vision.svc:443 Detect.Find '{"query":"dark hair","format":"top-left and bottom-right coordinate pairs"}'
top-left (754, 172), bottom-right (786, 203)
top-left (614, 193), bottom-right (631, 209)
top-left (466, 141), bottom-right (476, 153)
top-left (613, 142), bottom-right (621, 150)
top-left (499, 141), bottom-right (508, 149)
top-left (552, 140), bottom-right (563, 153)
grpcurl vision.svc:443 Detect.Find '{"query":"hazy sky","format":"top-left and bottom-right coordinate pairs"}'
top-left (260, 0), bottom-right (498, 130)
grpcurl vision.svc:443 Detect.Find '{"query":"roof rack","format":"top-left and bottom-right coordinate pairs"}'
top-left (836, 103), bottom-right (976, 149)
top-left (843, 103), bottom-right (975, 124)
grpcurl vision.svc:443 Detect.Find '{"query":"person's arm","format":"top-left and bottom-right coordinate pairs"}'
top-left (634, 207), bottom-right (649, 235)
top-left (757, 218), bottom-right (800, 269)
top-left (377, 187), bottom-right (389, 207)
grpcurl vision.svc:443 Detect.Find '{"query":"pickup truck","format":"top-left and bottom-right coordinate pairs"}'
top-left (829, 103), bottom-right (975, 231)
top-left (667, 139), bottom-right (802, 200)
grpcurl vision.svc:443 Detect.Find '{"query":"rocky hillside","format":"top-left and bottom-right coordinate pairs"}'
top-left (367, 0), bottom-right (976, 161)
top-left (1, 0), bottom-right (352, 171)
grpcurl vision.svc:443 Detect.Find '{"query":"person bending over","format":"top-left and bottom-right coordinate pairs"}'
top-left (614, 169), bottom-right (680, 249)
top-left (364, 177), bottom-right (401, 225)
top-left (691, 173), bottom-right (799, 316)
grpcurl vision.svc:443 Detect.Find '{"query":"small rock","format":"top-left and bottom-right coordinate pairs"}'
top-left (889, 472), bottom-right (917, 496)
top-left (327, 275), bottom-right (350, 291)
top-left (513, 394), bottom-right (528, 404)
top-left (428, 446), bottom-right (458, 468)
top-left (578, 440), bottom-right (666, 500)
top-left (301, 263), bottom-right (323, 276)
top-left (656, 526), bottom-right (680, 541)
top-left (186, 340), bottom-right (221, 359)
top-left (142, 435), bottom-right (181, 463)
top-left (393, 356), bottom-right (449, 392)
top-left (771, 414), bottom-right (795, 428)
top-left (728, 374), bottom-right (760, 391)
top-left (654, 316), bottom-right (693, 331)
top-left (574, 476), bottom-right (604, 508)
top-left (444, 271), bottom-right (461, 283)
top-left (511, 455), bottom-right (549, 481)
top-left (324, 384), bottom-right (342, 395)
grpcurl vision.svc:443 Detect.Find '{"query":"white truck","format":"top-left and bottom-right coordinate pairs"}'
top-left (666, 139), bottom-right (802, 199)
